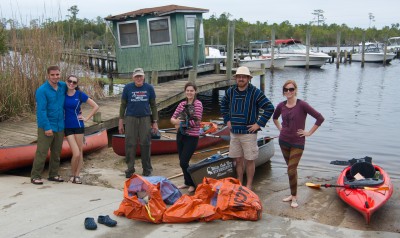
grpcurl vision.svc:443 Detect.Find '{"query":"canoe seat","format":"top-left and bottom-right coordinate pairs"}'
top-left (350, 162), bottom-right (375, 178)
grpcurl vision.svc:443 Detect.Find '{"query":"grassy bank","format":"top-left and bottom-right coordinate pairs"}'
top-left (0, 23), bottom-right (104, 122)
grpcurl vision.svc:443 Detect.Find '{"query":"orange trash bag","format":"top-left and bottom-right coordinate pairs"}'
top-left (114, 175), bottom-right (166, 224)
top-left (162, 194), bottom-right (217, 223)
top-left (200, 122), bottom-right (218, 134)
top-left (205, 177), bottom-right (263, 221)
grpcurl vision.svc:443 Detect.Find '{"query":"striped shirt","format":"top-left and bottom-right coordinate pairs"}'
top-left (220, 83), bottom-right (274, 134)
top-left (172, 99), bottom-right (203, 137)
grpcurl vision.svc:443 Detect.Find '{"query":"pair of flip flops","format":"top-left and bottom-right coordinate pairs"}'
top-left (84, 215), bottom-right (117, 230)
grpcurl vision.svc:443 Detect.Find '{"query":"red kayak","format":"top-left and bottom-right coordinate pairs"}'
top-left (0, 129), bottom-right (108, 172)
top-left (336, 164), bottom-right (393, 224)
top-left (112, 123), bottom-right (229, 156)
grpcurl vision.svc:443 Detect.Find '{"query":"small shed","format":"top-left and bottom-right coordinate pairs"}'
top-left (105, 5), bottom-right (209, 75)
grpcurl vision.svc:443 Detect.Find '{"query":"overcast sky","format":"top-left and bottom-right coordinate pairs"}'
top-left (1, 0), bottom-right (399, 29)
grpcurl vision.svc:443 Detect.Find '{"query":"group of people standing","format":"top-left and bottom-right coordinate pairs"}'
top-left (31, 66), bottom-right (99, 185)
top-left (31, 65), bottom-right (324, 209)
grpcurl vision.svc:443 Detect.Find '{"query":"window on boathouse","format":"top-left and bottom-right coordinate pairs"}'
top-left (185, 15), bottom-right (196, 42)
top-left (147, 17), bottom-right (172, 45)
top-left (117, 20), bottom-right (140, 48)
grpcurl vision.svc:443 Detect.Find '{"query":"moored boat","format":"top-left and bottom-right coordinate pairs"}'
top-left (112, 122), bottom-right (230, 156)
top-left (336, 162), bottom-right (393, 224)
top-left (274, 39), bottom-right (330, 68)
top-left (352, 42), bottom-right (396, 63)
top-left (187, 136), bottom-right (275, 185)
top-left (239, 56), bottom-right (287, 69)
top-left (0, 129), bottom-right (108, 172)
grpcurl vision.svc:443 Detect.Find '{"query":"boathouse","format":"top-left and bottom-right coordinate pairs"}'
top-left (105, 5), bottom-right (209, 76)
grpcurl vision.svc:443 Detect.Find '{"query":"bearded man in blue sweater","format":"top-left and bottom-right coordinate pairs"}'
top-left (220, 66), bottom-right (274, 190)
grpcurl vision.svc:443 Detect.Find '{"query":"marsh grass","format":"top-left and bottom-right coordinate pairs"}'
top-left (0, 21), bottom-right (104, 122)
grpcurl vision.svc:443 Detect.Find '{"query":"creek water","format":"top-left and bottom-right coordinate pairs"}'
top-left (158, 59), bottom-right (400, 180)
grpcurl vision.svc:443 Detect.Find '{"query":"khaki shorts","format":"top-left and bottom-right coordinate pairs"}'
top-left (228, 133), bottom-right (259, 160)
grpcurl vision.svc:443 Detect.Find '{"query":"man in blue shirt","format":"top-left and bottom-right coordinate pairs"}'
top-left (31, 65), bottom-right (67, 185)
top-left (119, 68), bottom-right (159, 178)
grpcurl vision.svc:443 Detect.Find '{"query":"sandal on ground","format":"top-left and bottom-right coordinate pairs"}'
top-left (291, 199), bottom-right (299, 208)
top-left (84, 217), bottom-right (97, 230)
top-left (282, 196), bottom-right (293, 202)
top-left (73, 176), bottom-right (82, 184)
top-left (48, 176), bottom-right (64, 182)
top-left (69, 176), bottom-right (75, 183)
top-left (98, 215), bottom-right (117, 227)
top-left (31, 178), bottom-right (43, 185)
top-left (178, 184), bottom-right (189, 189)
top-left (188, 186), bottom-right (195, 193)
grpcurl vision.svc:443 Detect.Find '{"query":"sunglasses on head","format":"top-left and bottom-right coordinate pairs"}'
top-left (283, 87), bottom-right (295, 92)
top-left (67, 79), bottom-right (78, 85)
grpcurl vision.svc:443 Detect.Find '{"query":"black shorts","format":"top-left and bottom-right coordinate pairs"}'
top-left (65, 127), bottom-right (85, 136)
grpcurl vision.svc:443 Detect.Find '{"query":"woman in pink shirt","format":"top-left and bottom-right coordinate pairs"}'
top-left (273, 80), bottom-right (324, 208)
top-left (170, 82), bottom-right (203, 192)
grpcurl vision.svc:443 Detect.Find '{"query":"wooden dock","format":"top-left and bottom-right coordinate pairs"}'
top-left (0, 74), bottom-right (234, 147)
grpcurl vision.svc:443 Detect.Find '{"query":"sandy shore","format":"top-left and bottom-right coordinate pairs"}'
top-left (12, 144), bottom-right (400, 235)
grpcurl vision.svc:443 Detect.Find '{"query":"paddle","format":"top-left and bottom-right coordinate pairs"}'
top-left (192, 145), bottom-right (230, 155)
top-left (305, 182), bottom-right (389, 191)
top-left (159, 130), bottom-right (231, 141)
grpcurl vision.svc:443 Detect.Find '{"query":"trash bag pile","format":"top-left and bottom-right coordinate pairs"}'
top-left (114, 175), bottom-right (263, 223)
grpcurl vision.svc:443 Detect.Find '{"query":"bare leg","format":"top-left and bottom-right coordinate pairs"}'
top-left (74, 134), bottom-right (84, 177)
top-left (235, 157), bottom-right (244, 184)
top-left (245, 159), bottom-right (255, 190)
top-left (66, 135), bottom-right (80, 177)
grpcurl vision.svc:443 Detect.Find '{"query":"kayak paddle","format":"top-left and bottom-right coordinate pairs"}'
top-left (305, 182), bottom-right (389, 191)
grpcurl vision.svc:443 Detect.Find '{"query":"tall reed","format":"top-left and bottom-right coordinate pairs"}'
top-left (0, 21), bottom-right (104, 122)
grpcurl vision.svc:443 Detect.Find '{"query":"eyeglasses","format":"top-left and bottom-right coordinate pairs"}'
top-left (283, 87), bottom-right (295, 92)
top-left (67, 79), bottom-right (78, 85)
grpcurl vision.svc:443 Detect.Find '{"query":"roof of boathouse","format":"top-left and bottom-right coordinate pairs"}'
top-left (105, 5), bottom-right (209, 21)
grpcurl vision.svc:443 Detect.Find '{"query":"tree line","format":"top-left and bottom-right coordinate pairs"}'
top-left (1, 6), bottom-right (400, 55)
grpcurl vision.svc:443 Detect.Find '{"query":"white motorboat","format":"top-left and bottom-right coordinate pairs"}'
top-left (205, 46), bottom-right (226, 64)
top-left (239, 40), bottom-right (288, 69)
top-left (274, 39), bottom-right (330, 68)
top-left (239, 55), bottom-right (287, 69)
top-left (352, 42), bottom-right (396, 63)
top-left (387, 37), bottom-right (400, 53)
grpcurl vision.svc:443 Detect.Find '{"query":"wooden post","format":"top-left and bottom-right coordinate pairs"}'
top-left (361, 31), bottom-right (366, 68)
top-left (270, 28), bottom-right (275, 72)
top-left (188, 69), bottom-right (196, 83)
top-left (305, 28), bottom-right (310, 69)
top-left (383, 36), bottom-right (388, 66)
top-left (151, 71), bottom-right (158, 85)
top-left (192, 18), bottom-right (201, 71)
top-left (93, 112), bottom-right (102, 123)
top-left (336, 31), bottom-right (341, 69)
top-left (226, 21), bottom-right (235, 81)
top-left (108, 73), bottom-right (114, 96)
top-left (215, 62), bottom-right (220, 74)
top-left (260, 63), bottom-right (265, 92)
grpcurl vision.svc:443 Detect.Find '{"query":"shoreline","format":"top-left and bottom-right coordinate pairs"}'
top-left (4, 146), bottom-right (400, 236)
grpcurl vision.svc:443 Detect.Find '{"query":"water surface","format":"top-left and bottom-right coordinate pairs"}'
top-left (160, 59), bottom-right (400, 179)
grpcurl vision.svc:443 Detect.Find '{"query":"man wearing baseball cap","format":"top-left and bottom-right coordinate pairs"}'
top-left (119, 68), bottom-right (159, 178)
top-left (220, 66), bottom-right (274, 190)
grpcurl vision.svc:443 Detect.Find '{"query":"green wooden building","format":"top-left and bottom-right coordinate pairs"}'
top-left (105, 5), bottom-right (209, 75)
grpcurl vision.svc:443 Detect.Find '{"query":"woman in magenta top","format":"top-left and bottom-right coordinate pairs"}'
top-left (273, 80), bottom-right (324, 208)
top-left (170, 82), bottom-right (203, 192)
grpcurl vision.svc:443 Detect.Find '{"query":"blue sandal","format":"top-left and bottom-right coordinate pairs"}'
top-left (98, 215), bottom-right (117, 227)
top-left (84, 217), bottom-right (97, 230)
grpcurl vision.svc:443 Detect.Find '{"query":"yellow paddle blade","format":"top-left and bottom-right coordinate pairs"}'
top-left (363, 186), bottom-right (389, 191)
top-left (306, 182), bottom-right (321, 188)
